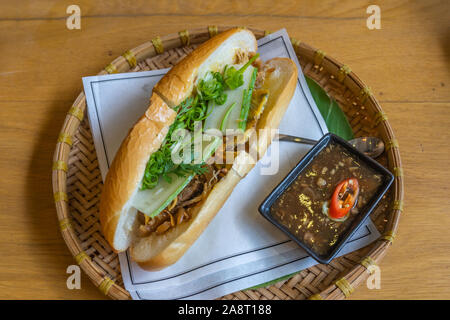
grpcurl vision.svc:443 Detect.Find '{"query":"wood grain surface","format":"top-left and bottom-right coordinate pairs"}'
top-left (0, 0), bottom-right (449, 300)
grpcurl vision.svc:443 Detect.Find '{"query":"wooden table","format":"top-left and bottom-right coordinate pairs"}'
top-left (0, 0), bottom-right (449, 300)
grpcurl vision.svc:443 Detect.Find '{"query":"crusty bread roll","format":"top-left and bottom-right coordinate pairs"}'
top-left (153, 28), bottom-right (257, 108)
top-left (100, 93), bottom-right (177, 252)
top-left (99, 28), bottom-right (298, 269)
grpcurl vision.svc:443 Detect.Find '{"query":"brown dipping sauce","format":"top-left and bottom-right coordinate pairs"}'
top-left (270, 142), bottom-right (383, 256)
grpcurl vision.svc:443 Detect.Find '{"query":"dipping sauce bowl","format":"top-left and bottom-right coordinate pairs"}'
top-left (259, 133), bottom-right (394, 264)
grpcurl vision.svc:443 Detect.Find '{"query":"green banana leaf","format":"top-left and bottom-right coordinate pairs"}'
top-left (305, 76), bottom-right (354, 140)
top-left (249, 76), bottom-right (354, 290)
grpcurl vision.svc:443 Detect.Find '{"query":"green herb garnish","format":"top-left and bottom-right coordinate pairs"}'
top-left (141, 97), bottom-right (210, 190)
top-left (141, 54), bottom-right (259, 190)
top-left (223, 53), bottom-right (259, 90)
top-left (197, 72), bottom-right (227, 105)
top-left (142, 72), bottom-right (228, 190)
top-left (238, 67), bottom-right (258, 131)
top-left (220, 102), bottom-right (237, 132)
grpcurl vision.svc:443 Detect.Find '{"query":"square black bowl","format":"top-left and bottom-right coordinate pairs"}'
top-left (258, 133), bottom-right (394, 264)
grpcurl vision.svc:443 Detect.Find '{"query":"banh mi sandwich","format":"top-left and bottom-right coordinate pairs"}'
top-left (100, 28), bottom-right (298, 270)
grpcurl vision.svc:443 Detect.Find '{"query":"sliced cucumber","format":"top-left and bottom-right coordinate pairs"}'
top-left (133, 174), bottom-right (194, 217)
top-left (204, 65), bottom-right (255, 133)
top-left (238, 68), bottom-right (258, 131)
top-left (220, 102), bottom-right (237, 132)
top-left (132, 135), bottom-right (221, 217)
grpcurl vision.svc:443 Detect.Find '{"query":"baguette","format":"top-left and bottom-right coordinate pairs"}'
top-left (99, 28), bottom-right (298, 270)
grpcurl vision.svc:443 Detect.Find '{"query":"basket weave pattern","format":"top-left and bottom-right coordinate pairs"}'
top-left (52, 27), bottom-right (403, 300)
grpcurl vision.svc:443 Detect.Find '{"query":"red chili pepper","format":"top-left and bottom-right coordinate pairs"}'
top-left (329, 178), bottom-right (359, 219)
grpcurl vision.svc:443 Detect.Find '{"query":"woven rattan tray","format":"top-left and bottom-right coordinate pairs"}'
top-left (52, 26), bottom-right (404, 300)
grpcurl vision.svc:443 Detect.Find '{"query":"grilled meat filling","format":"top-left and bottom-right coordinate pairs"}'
top-left (138, 165), bottom-right (228, 237)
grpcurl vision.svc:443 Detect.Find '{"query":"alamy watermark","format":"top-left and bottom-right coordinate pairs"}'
top-left (366, 5), bottom-right (381, 30)
top-left (66, 265), bottom-right (81, 289)
top-left (366, 265), bottom-right (381, 289)
top-left (66, 5), bottom-right (81, 30)
top-left (169, 122), bottom-right (280, 175)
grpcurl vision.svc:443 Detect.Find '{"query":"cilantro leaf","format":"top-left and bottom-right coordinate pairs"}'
top-left (223, 53), bottom-right (259, 90)
top-left (197, 72), bottom-right (227, 105)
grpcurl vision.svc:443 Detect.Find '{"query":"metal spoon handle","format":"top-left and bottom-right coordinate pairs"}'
top-left (275, 134), bottom-right (318, 145)
top-left (275, 134), bottom-right (384, 158)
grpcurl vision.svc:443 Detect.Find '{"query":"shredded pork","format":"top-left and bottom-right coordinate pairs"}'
top-left (138, 165), bottom-right (227, 237)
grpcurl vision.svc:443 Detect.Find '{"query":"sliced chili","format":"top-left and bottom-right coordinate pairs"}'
top-left (329, 178), bottom-right (359, 219)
